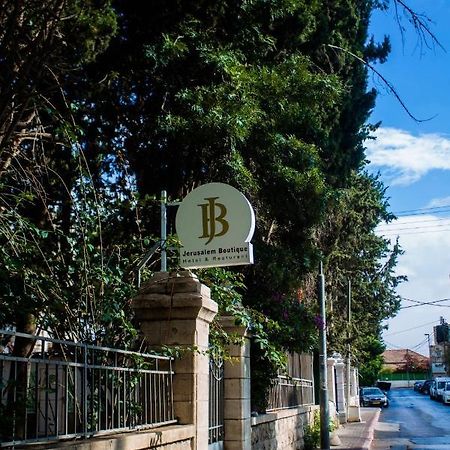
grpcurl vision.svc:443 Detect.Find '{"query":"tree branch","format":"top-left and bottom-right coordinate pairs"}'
top-left (327, 44), bottom-right (436, 123)
top-left (393, 0), bottom-right (445, 53)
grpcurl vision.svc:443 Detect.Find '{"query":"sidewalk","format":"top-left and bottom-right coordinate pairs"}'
top-left (332, 407), bottom-right (381, 450)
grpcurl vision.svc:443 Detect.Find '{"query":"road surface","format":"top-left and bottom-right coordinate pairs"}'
top-left (372, 387), bottom-right (450, 449)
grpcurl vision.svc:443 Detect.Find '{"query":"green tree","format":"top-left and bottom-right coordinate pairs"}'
top-left (358, 336), bottom-right (386, 386)
top-left (0, 0), bottom-right (409, 409)
top-left (0, 0), bottom-right (127, 343)
top-left (72, 0), bottom-right (401, 405)
top-left (314, 172), bottom-right (405, 376)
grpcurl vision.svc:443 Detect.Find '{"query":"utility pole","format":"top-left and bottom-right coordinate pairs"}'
top-left (425, 333), bottom-right (431, 379)
top-left (406, 348), bottom-right (410, 387)
top-left (346, 279), bottom-right (351, 418)
top-left (318, 262), bottom-right (330, 450)
top-left (160, 190), bottom-right (167, 272)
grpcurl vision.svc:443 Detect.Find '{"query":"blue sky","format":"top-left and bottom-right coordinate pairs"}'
top-left (366, 0), bottom-right (450, 356)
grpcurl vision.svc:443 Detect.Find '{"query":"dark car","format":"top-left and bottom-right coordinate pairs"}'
top-left (419, 379), bottom-right (432, 395)
top-left (414, 381), bottom-right (424, 392)
top-left (377, 381), bottom-right (391, 392)
top-left (360, 387), bottom-right (389, 407)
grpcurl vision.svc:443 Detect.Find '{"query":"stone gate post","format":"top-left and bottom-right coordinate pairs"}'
top-left (220, 316), bottom-right (251, 450)
top-left (333, 355), bottom-right (347, 423)
top-left (347, 367), bottom-right (361, 422)
top-left (327, 356), bottom-right (337, 406)
top-left (132, 271), bottom-right (218, 450)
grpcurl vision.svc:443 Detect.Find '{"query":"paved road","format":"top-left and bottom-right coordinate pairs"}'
top-left (371, 387), bottom-right (450, 450)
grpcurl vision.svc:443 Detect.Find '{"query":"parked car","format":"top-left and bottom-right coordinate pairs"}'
top-left (430, 380), bottom-right (436, 399)
top-left (376, 381), bottom-right (391, 392)
top-left (442, 382), bottom-right (450, 405)
top-left (360, 387), bottom-right (389, 408)
top-left (413, 381), bottom-right (424, 391)
top-left (430, 377), bottom-right (450, 401)
top-left (419, 379), bottom-right (432, 395)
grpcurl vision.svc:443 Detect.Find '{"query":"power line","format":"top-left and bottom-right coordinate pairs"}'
top-left (384, 336), bottom-right (430, 351)
top-left (400, 297), bottom-right (450, 310)
top-left (378, 222), bottom-right (450, 233)
top-left (384, 320), bottom-right (439, 337)
top-left (411, 337), bottom-right (429, 351)
top-left (378, 216), bottom-right (450, 228)
top-left (380, 227), bottom-right (450, 237)
top-left (393, 205), bottom-right (450, 216)
top-left (384, 340), bottom-right (403, 349)
top-left (377, 218), bottom-right (450, 232)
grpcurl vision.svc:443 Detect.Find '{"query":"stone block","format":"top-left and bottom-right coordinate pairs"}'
top-left (227, 342), bottom-right (250, 358)
top-left (138, 271), bottom-right (206, 295)
top-left (196, 372), bottom-right (210, 401)
top-left (224, 399), bottom-right (251, 420)
top-left (224, 377), bottom-right (251, 400)
top-left (224, 358), bottom-right (250, 379)
top-left (224, 418), bottom-right (252, 441)
top-left (224, 438), bottom-right (251, 450)
top-left (173, 373), bottom-right (194, 402)
top-left (161, 319), bottom-right (198, 346)
top-left (196, 399), bottom-right (210, 430)
top-left (173, 400), bottom-right (195, 424)
top-left (173, 353), bottom-right (196, 374)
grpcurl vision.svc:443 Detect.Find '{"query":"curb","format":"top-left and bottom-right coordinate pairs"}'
top-left (362, 408), bottom-right (381, 449)
top-left (333, 407), bottom-right (382, 450)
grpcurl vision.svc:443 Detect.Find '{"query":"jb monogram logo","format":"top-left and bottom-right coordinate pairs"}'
top-left (198, 197), bottom-right (229, 244)
top-left (176, 182), bottom-right (254, 268)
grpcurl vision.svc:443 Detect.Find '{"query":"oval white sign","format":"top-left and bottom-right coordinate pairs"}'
top-left (175, 183), bottom-right (255, 268)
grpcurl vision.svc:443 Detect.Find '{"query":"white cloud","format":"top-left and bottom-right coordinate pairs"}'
top-left (365, 127), bottom-right (450, 186)
top-left (427, 196), bottom-right (450, 208)
top-left (377, 215), bottom-right (450, 354)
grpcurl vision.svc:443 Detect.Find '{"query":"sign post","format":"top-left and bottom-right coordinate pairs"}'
top-left (161, 190), bottom-right (167, 272)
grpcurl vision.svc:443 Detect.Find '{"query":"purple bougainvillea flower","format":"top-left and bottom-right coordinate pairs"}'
top-left (314, 315), bottom-right (325, 329)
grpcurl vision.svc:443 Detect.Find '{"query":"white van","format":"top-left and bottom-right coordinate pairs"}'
top-left (442, 382), bottom-right (450, 404)
top-left (431, 377), bottom-right (450, 401)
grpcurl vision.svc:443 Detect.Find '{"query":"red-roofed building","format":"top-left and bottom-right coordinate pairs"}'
top-left (382, 349), bottom-right (429, 378)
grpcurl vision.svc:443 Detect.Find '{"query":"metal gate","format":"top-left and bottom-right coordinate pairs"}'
top-left (208, 356), bottom-right (224, 449)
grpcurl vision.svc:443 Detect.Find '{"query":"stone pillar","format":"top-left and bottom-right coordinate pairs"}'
top-left (220, 317), bottom-right (251, 450)
top-left (131, 271), bottom-right (218, 450)
top-left (334, 358), bottom-right (347, 423)
top-left (347, 367), bottom-right (361, 422)
top-left (327, 356), bottom-right (337, 406)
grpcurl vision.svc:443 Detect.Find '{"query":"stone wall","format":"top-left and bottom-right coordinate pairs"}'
top-left (251, 405), bottom-right (319, 450)
top-left (31, 424), bottom-right (194, 450)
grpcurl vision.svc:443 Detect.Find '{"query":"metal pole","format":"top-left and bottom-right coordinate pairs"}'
top-left (425, 333), bottom-right (431, 378)
top-left (346, 278), bottom-right (351, 417)
top-left (161, 190), bottom-right (167, 272)
top-left (319, 261), bottom-right (330, 450)
top-left (406, 348), bottom-right (410, 387)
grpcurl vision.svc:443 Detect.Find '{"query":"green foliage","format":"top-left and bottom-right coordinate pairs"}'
top-left (199, 267), bottom-right (319, 411)
top-left (303, 410), bottom-right (321, 450)
top-left (358, 336), bottom-right (386, 386)
top-left (315, 171), bottom-right (404, 377)
top-left (199, 268), bottom-right (307, 363)
top-left (0, 0), bottom-right (405, 411)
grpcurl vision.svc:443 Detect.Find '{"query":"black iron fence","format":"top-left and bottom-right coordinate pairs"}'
top-left (208, 356), bottom-right (224, 448)
top-left (267, 352), bottom-right (315, 411)
top-left (0, 330), bottom-right (175, 447)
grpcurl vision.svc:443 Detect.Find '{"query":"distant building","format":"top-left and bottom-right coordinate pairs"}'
top-left (380, 349), bottom-right (429, 384)
top-left (430, 344), bottom-right (447, 376)
top-left (382, 349), bottom-right (429, 373)
top-left (430, 318), bottom-right (450, 376)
